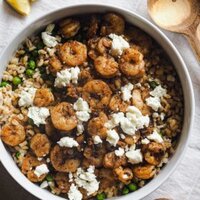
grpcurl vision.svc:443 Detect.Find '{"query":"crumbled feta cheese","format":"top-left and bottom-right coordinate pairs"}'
top-left (28, 107), bottom-right (50, 126)
top-left (57, 137), bottom-right (79, 148)
top-left (40, 181), bottom-right (48, 189)
top-left (69, 173), bottom-right (73, 182)
top-left (54, 67), bottom-right (80, 88)
top-left (74, 166), bottom-right (99, 196)
top-left (41, 32), bottom-right (58, 48)
top-left (54, 69), bottom-right (71, 87)
top-left (147, 130), bottom-right (163, 143)
top-left (150, 85), bottom-right (167, 98)
top-left (120, 134), bottom-right (126, 139)
top-left (93, 136), bottom-right (102, 144)
top-left (115, 147), bottom-right (125, 157)
top-left (76, 111), bottom-right (90, 122)
top-left (125, 149), bottom-right (143, 164)
top-left (34, 164), bottom-right (49, 177)
top-left (120, 117), bottom-right (136, 135)
top-left (70, 67), bottom-right (81, 84)
top-left (18, 88), bottom-right (36, 107)
top-left (160, 112), bottom-right (165, 121)
top-left (146, 96), bottom-right (161, 111)
top-left (104, 112), bottom-right (124, 129)
top-left (74, 98), bottom-right (90, 112)
top-left (121, 83), bottom-right (134, 101)
top-left (68, 183), bottom-right (83, 200)
top-left (37, 157), bottom-right (43, 161)
top-left (109, 34), bottom-right (130, 55)
top-left (141, 138), bottom-right (150, 145)
top-left (77, 122), bottom-right (84, 135)
top-left (106, 129), bottom-right (120, 146)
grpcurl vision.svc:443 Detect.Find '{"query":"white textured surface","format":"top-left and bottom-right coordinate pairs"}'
top-left (0, 0), bottom-right (199, 199)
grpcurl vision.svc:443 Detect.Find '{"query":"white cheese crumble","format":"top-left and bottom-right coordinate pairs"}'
top-left (57, 137), bottom-right (79, 148)
top-left (105, 106), bottom-right (149, 136)
top-left (141, 138), bottom-right (150, 145)
top-left (93, 136), bottom-right (102, 144)
top-left (146, 96), bottom-right (161, 111)
top-left (121, 83), bottom-right (134, 102)
top-left (76, 111), bottom-right (90, 122)
top-left (68, 183), bottom-right (83, 200)
top-left (41, 32), bottom-right (58, 48)
top-left (74, 166), bottom-right (99, 196)
top-left (34, 164), bottom-right (49, 177)
top-left (77, 122), bottom-right (84, 135)
top-left (150, 85), bottom-right (167, 98)
top-left (147, 130), bottom-right (163, 143)
top-left (74, 97), bottom-right (90, 112)
top-left (115, 147), bottom-right (125, 157)
top-left (109, 33), bottom-right (130, 56)
top-left (18, 88), bottom-right (36, 107)
top-left (106, 129), bottom-right (120, 146)
top-left (74, 98), bottom-right (91, 124)
top-left (54, 67), bottom-right (80, 88)
top-left (120, 134), bottom-right (126, 139)
top-left (146, 85), bottom-right (167, 111)
top-left (125, 149), bottom-right (143, 164)
top-left (40, 181), bottom-right (48, 189)
top-left (160, 112), bottom-right (165, 121)
top-left (28, 107), bottom-right (50, 126)
top-left (69, 172), bottom-right (73, 182)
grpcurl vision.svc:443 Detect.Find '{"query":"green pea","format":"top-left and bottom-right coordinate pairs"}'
top-left (0, 81), bottom-right (9, 87)
top-left (12, 77), bottom-right (22, 85)
top-left (96, 193), bottom-right (106, 200)
top-left (122, 187), bottom-right (129, 195)
top-left (26, 69), bottom-right (34, 77)
top-left (128, 183), bottom-right (137, 192)
top-left (46, 174), bottom-right (53, 182)
top-left (15, 151), bottom-right (21, 159)
top-left (149, 81), bottom-right (158, 89)
top-left (28, 60), bottom-right (36, 70)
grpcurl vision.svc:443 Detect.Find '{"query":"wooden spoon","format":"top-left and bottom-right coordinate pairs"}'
top-left (147, 0), bottom-right (200, 61)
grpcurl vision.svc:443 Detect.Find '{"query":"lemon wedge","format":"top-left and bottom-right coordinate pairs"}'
top-left (6, 0), bottom-right (31, 16)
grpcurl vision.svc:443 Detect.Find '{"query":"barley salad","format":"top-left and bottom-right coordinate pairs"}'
top-left (0, 12), bottom-right (184, 200)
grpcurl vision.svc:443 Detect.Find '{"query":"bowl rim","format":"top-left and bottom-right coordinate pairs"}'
top-left (0, 3), bottom-right (195, 200)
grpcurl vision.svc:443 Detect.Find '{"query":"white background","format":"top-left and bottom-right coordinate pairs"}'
top-left (0, 0), bottom-right (200, 200)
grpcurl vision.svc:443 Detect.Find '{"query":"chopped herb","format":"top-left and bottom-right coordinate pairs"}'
top-left (149, 81), bottom-right (158, 89)
top-left (96, 193), bottom-right (106, 200)
top-left (46, 174), bottom-right (53, 182)
top-left (15, 151), bottom-right (21, 159)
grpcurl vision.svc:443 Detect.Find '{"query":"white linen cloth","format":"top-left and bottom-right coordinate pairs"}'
top-left (0, 0), bottom-right (199, 199)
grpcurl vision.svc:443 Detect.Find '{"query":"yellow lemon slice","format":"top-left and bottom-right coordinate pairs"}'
top-left (6, 0), bottom-right (31, 16)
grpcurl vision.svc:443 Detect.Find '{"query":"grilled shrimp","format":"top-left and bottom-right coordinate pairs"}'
top-left (132, 89), bottom-right (150, 115)
top-left (33, 88), bottom-right (54, 107)
top-left (87, 15), bottom-right (99, 38)
top-left (114, 166), bottom-right (133, 184)
top-left (87, 112), bottom-right (108, 139)
top-left (59, 18), bottom-right (80, 39)
top-left (83, 145), bottom-right (106, 167)
top-left (97, 37), bottom-right (112, 54)
top-left (30, 133), bottom-right (51, 157)
top-left (144, 152), bottom-right (160, 166)
top-left (109, 94), bottom-right (129, 112)
top-left (94, 56), bottom-right (118, 78)
top-left (58, 41), bottom-right (87, 66)
top-left (82, 80), bottom-right (112, 111)
top-left (49, 56), bottom-right (62, 74)
top-left (133, 164), bottom-right (156, 180)
top-left (50, 145), bottom-right (80, 172)
top-left (21, 154), bottom-right (46, 182)
top-left (51, 102), bottom-right (77, 131)
top-left (1, 119), bottom-right (25, 147)
top-left (101, 13), bottom-right (125, 35)
top-left (45, 117), bottom-right (56, 137)
top-left (103, 152), bottom-right (127, 169)
top-left (55, 172), bottom-right (71, 193)
top-left (119, 48), bottom-right (145, 77)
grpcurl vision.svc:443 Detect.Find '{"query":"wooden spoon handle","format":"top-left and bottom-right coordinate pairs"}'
top-left (183, 20), bottom-right (200, 61)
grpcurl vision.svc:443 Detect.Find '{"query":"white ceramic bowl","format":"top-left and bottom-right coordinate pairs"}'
top-left (0, 3), bottom-right (195, 200)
